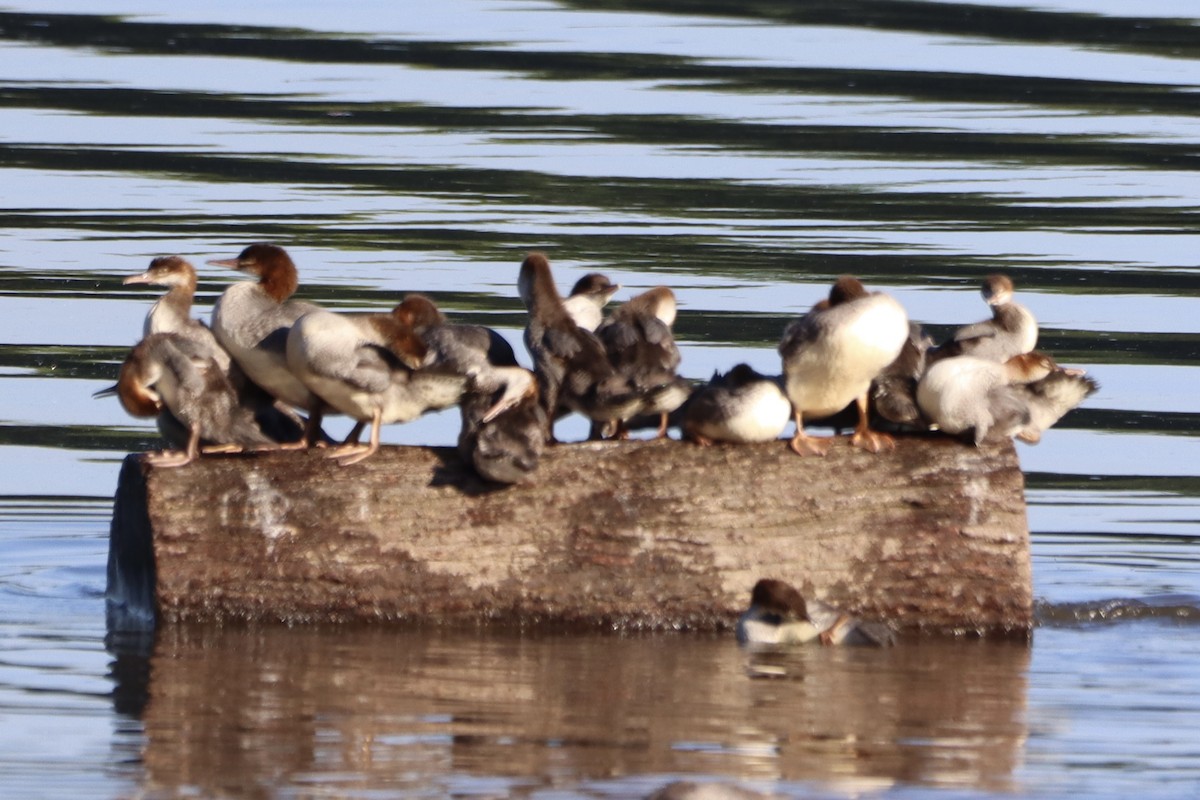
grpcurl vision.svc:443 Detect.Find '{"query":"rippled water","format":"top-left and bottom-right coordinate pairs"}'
top-left (2, 1), bottom-right (1200, 797)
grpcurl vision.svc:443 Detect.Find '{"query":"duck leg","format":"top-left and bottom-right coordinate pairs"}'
top-left (342, 421), bottom-right (366, 446)
top-left (146, 424), bottom-right (201, 468)
top-left (654, 412), bottom-right (670, 439)
top-left (330, 408), bottom-right (381, 465)
top-left (788, 409), bottom-right (831, 456)
top-left (849, 393), bottom-right (895, 453)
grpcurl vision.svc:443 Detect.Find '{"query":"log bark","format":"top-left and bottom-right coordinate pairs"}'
top-left (106, 436), bottom-right (1032, 636)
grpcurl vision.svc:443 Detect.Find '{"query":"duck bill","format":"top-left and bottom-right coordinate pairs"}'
top-left (206, 257), bottom-right (243, 270)
top-left (122, 272), bottom-right (154, 285)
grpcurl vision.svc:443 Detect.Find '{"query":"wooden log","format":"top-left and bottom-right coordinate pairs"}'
top-left (106, 436), bottom-right (1032, 636)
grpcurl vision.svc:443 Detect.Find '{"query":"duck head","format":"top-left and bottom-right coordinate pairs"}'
top-left (208, 244), bottom-right (299, 303)
top-left (123, 255), bottom-right (197, 290)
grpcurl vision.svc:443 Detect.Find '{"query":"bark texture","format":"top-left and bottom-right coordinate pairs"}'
top-left (107, 436), bottom-right (1032, 635)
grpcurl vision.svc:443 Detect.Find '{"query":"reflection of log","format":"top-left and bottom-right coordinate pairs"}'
top-left (107, 436), bottom-right (1032, 635)
top-left (131, 625), bottom-right (1030, 793)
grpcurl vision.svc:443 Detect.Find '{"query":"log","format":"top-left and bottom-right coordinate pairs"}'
top-left (106, 436), bottom-right (1032, 636)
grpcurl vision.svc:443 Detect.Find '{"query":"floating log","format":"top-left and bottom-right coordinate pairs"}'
top-left (106, 437), bottom-right (1032, 636)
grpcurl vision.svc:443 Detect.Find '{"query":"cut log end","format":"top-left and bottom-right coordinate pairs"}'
top-left (107, 435), bottom-right (1032, 636)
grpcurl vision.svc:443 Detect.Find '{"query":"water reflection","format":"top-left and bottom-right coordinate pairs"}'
top-left (112, 625), bottom-right (1029, 795)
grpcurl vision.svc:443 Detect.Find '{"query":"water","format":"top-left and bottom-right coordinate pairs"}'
top-left (2, 0), bottom-right (1199, 796)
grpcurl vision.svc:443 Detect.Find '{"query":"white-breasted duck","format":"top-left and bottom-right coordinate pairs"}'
top-left (930, 274), bottom-right (1038, 364)
top-left (778, 276), bottom-right (910, 455)
top-left (680, 364), bottom-right (791, 446)
top-left (209, 244), bottom-right (328, 446)
top-left (917, 351), bottom-right (1094, 445)
top-left (562, 272), bottom-right (621, 332)
top-left (285, 297), bottom-right (462, 465)
top-left (736, 578), bottom-right (896, 647)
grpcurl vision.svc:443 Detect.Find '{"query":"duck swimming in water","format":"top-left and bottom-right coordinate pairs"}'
top-left (562, 272), bottom-right (621, 332)
top-left (917, 351), bottom-right (1093, 445)
top-left (681, 364), bottom-right (791, 446)
top-left (779, 276), bottom-right (910, 456)
top-left (285, 298), bottom-right (463, 465)
top-left (595, 286), bottom-right (691, 438)
top-left (99, 332), bottom-right (272, 468)
top-left (736, 578), bottom-right (895, 647)
top-left (930, 274), bottom-right (1038, 364)
top-left (209, 244), bottom-right (328, 446)
top-left (518, 253), bottom-right (640, 442)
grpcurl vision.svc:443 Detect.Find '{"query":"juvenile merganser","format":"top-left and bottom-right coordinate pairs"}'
top-left (122, 256), bottom-right (231, 370)
top-left (681, 364), bottom-right (791, 446)
top-left (1010, 367), bottom-right (1099, 444)
top-left (595, 285), bottom-right (691, 438)
top-left (124, 254), bottom-right (306, 445)
top-left (779, 276), bottom-right (909, 455)
top-left (871, 321), bottom-right (934, 430)
top-left (930, 274), bottom-right (1038, 363)
top-left (736, 578), bottom-right (896, 647)
top-left (286, 298), bottom-right (466, 465)
top-left (562, 273), bottom-right (620, 332)
top-left (397, 293), bottom-right (520, 375)
top-left (209, 244), bottom-right (328, 446)
top-left (458, 365), bottom-right (547, 484)
top-left (518, 252), bottom-right (639, 441)
top-left (916, 351), bottom-right (1075, 444)
top-left (100, 333), bottom-right (271, 467)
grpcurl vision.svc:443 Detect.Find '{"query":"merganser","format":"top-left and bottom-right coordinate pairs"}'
top-left (562, 273), bottom-right (620, 332)
top-left (916, 351), bottom-right (1075, 444)
top-left (122, 256), bottom-right (231, 370)
top-left (871, 321), bottom-right (934, 430)
top-left (736, 578), bottom-right (896, 647)
top-left (930, 274), bottom-right (1038, 363)
top-left (681, 364), bottom-right (791, 445)
top-left (100, 333), bottom-right (271, 467)
top-left (779, 276), bottom-right (909, 455)
top-left (209, 244), bottom-right (328, 446)
top-left (458, 365), bottom-right (547, 484)
top-left (518, 252), bottom-right (639, 442)
top-left (286, 298), bottom-right (466, 465)
top-left (124, 254), bottom-right (306, 445)
top-left (1010, 367), bottom-right (1099, 444)
top-left (595, 286), bottom-right (691, 438)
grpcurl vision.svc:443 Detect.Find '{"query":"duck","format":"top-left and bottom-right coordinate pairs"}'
top-left (736, 578), bottom-right (896, 647)
top-left (398, 293), bottom-right (520, 375)
top-left (98, 332), bottom-right (272, 468)
top-left (1010, 366), bottom-right (1099, 444)
top-left (123, 254), bottom-right (306, 445)
top-left (871, 321), bottom-right (935, 430)
top-left (562, 272), bottom-right (620, 332)
top-left (518, 252), bottom-right (640, 442)
top-left (916, 351), bottom-right (1092, 445)
top-left (681, 364), bottom-right (791, 446)
top-left (930, 274), bottom-right (1037, 364)
top-left (457, 365), bottom-right (547, 484)
top-left (209, 244), bottom-right (328, 446)
top-left (122, 256), bottom-right (231, 370)
top-left (778, 276), bottom-right (910, 456)
top-left (285, 297), bottom-right (464, 465)
top-left (595, 286), bottom-right (691, 438)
